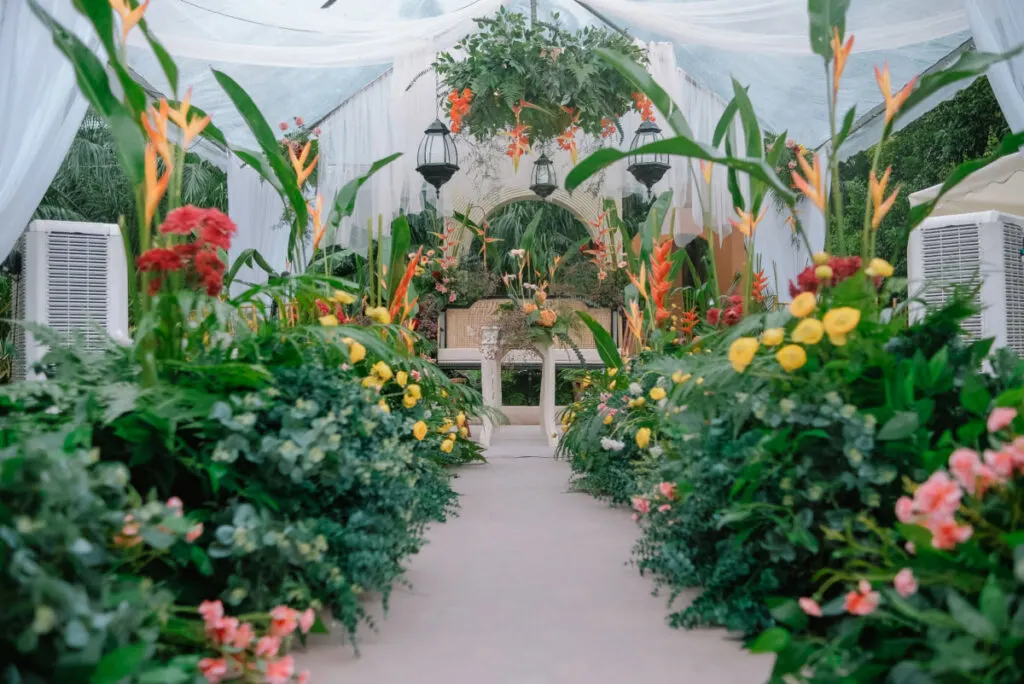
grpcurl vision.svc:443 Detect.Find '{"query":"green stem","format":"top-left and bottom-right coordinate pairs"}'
top-left (862, 138), bottom-right (885, 261)
top-left (376, 215), bottom-right (384, 308)
top-left (825, 62), bottom-right (844, 253)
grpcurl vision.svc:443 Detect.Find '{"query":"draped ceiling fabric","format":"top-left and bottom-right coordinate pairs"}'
top-left (15, 0), bottom-right (1021, 284)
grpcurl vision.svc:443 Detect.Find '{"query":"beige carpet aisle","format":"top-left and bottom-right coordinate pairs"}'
top-left (300, 426), bottom-right (772, 684)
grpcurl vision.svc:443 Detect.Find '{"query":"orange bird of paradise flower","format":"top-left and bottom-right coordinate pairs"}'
top-left (109, 0), bottom-right (150, 45)
top-left (167, 88), bottom-right (211, 147)
top-left (792, 154), bottom-right (826, 213)
top-left (831, 28), bottom-right (854, 104)
top-left (869, 167), bottom-right (900, 229)
top-left (729, 205), bottom-right (768, 238)
top-left (627, 262), bottom-right (649, 301)
top-left (309, 195), bottom-right (326, 251)
top-left (141, 99), bottom-right (173, 167)
top-left (289, 141), bottom-right (319, 186)
top-left (874, 63), bottom-right (917, 125)
top-left (143, 145), bottom-right (169, 226)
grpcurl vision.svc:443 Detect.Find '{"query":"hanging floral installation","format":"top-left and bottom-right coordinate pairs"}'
top-left (434, 7), bottom-right (645, 149)
top-left (501, 99), bottom-right (534, 172)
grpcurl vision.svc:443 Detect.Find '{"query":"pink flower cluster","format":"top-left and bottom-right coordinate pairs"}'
top-left (631, 481), bottom-right (678, 519)
top-left (197, 600), bottom-right (314, 683)
top-left (114, 497), bottom-right (202, 548)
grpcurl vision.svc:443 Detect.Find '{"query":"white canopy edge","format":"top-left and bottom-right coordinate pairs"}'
top-left (909, 151), bottom-right (1024, 217)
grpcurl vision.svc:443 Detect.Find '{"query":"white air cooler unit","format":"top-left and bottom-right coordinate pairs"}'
top-left (907, 210), bottom-right (1024, 355)
top-left (12, 221), bottom-right (129, 381)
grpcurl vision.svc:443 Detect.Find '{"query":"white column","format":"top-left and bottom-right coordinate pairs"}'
top-left (479, 325), bottom-right (501, 447)
top-left (537, 341), bottom-right (560, 447)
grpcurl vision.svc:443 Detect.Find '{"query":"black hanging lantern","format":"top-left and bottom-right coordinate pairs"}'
top-left (530, 152), bottom-right (557, 199)
top-left (627, 120), bottom-right (670, 197)
top-left (416, 119), bottom-right (459, 196)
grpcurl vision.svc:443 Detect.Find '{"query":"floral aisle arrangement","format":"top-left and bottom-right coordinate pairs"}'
top-left (556, 1), bottom-right (1024, 680)
top-left (4, 1), bottom-right (486, 682)
top-left (433, 7), bottom-right (645, 153)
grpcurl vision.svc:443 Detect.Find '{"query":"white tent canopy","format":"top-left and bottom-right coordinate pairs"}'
top-left (909, 152), bottom-right (1024, 218)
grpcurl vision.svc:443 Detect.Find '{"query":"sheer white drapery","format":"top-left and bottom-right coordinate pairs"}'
top-left (0, 0), bottom-right (93, 260)
top-left (226, 161), bottom-right (288, 294)
top-left (967, 0), bottom-right (1024, 132)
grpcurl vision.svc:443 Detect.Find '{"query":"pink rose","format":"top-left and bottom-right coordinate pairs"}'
top-left (279, 121), bottom-right (288, 131)
top-left (207, 616), bottom-right (238, 646)
top-left (198, 658), bottom-right (228, 684)
top-left (166, 496), bottom-right (184, 516)
top-left (949, 448), bottom-right (982, 493)
top-left (984, 448), bottom-right (1014, 479)
top-left (299, 608), bottom-right (316, 634)
top-left (658, 503), bottom-right (672, 512)
top-left (895, 496), bottom-right (915, 523)
top-left (798, 597), bottom-right (821, 617)
top-left (232, 622), bottom-right (255, 649)
top-left (295, 116), bottom-right (305, 126)
top-left (914, 471), bottom-right (962, 517)
top-left (313, 127), bottom-right (322, 136)
top-left (926, 518), bottom-right (973, 550)
top-left (631, 497), bottom-right (651, 514)
top-left (198, 600), bottom-right (224, 625)
top-left (449, 292), bottom-right (456, 303)
top-left (987, 407), bottom-right (1017, 433)
top-left (186, 523), bottom-right (204, 543)
top-left (844, 580), bottom-right (880, 616)
top-left (256, 635), bottom-right (281, 658)
top-left (266, 655), bottom-right (295, 684)
top-left (893, 568), bottom-right (917, 597)
top-left (269, 606), bottom-right (298, 637)
top-left (658, 481), bottom-right (677, 499)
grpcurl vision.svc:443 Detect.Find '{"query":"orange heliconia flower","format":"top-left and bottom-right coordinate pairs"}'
top-left (309, 194), bottom-right (326, 251)
top-left (752, 269), bottom-right (768, 303)
top-left (447, 88), bottom-right (473, 134)
top-left (699, 159), bottom-right (713, 185)
top-left (627, 262), bottom-right (648, 300)
top-left (869, 166), bottom-right (900, 229)
top-left (389, 247), bottom-right (424, 318)
top-left (792, 153), bottom-right (826, 212)
top-left (632, 92), bottom-right (655, 122)
top-left (650, 239), bottom-right (673, 326)
top-left (167, 88), bottom-right (211, 146)
top-left (831, 28), bottom-right (854, 103)
top-left (289, 141), bottom-right (319, 187)
top-left (624, 299), bottom-right (644, 352)
top-left (144, 145), bottom-right (169, 226)
top-left (557, 126), bottom-right (579, 165)
top-left (875, 63), bottom-right (917, 125)
top-left (729, 206), bottom-right (768, 237)
top-left (141, 99), bottom-right (172, 166)
top-left (679, 307), bottom-right (700, 335)
top-left (110, 0), bottom-right (150, 45)
top-left (502, 123), bottom-right (531, 172)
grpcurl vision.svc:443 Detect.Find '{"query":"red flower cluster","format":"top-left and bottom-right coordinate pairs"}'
top-left (447, 88), bottom-right (473, 134)
top-left (789, 256), bottom-right (861, 298)
top-left (632, 93), bottom-right (655, 122)
top-left (314, 298), bottom-right (348, 323)
top-left (707, 295), bottom-right (744, 327)
top-left (678, 308), bottom-right (700, 336)
top-left (136, 206), bottom-right (237, 297)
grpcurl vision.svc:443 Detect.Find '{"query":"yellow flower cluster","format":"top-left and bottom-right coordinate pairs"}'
top-left (342, 337), bottom-right (366, 363)
top-left (362, 361), bottom-right (393, 389)
top-left (628, 397), bottom-right (646, 409)
top-left (365, 306), bottom-right (392, 324)
top-left (402, 383), bottom-right (422, 408)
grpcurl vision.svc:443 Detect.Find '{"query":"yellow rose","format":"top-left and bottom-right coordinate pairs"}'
top-left (395, 371), bottom-right (408, 387)
top-left (403, 395), bottom-right (417, 409)
top-left (319, 314), bottom-right (339, 327)
top-left (366, 306), bottom-right (392, 324)
top-left (728, 337), bottom-right (760, 373)
top-left (776, 344), bottom-right (807, 372)
top-left (459, 426), bottom-right (469, 438)
top-left (636, 427), bottom-right (651, 449)
top-left (413, 421), bottom-right (427, 440)
top-left (823, 307), bottom-right (861, 346)
top-left (456, 412), bottom-right (466, 427)
top-left (440, 439), bottom-right (454, 454)
top-left (792, 318), bottom-right (824, 345)
top-left (342, 337), bottom-right (366, 363)
top-left (649, 387), bottom-right (667, 401)
top-left (377, 399), bottom-right (390, 413)
top-left (603, 413), bottom-right (614, 425)
top-left (405, 384), bottom-right (422, 400)
top-left (371, 361), bottom-right (393, 382)
top-left (331, 289), bottom-right (356, 305)
top-left (865, 258), bottom-right (894, 278)
top-left (672, 371), bottom-right (692, 384)
top-left (815, 265), bottom-right (833, 281)
top-left (362, 376), bottom-right (382, 390)
top-left (790, 292), bottom-right (817, 318)
top-left (761, 328), bottom-right (784, 346)
top-left (813, 251), bottom-right (830, 266)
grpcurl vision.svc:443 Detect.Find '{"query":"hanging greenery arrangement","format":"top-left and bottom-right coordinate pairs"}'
top-left (434, 8), bottom-right (646, 151)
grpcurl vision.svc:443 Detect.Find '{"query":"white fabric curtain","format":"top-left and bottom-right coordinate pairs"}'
top-left (0, 0), bottom-right (93, 260)
top-left (967, 0), bottom-right (1024, 132)
top-left (226, 161), bottom-right (288, 294)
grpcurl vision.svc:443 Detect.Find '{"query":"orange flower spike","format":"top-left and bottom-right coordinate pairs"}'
top-left (389, 247), bottom-right (423, 318)
top-left (625, 300), bottom-right (644, 346)
top-left (141, 99), bottom-right (172, 167)
top-left (167, 89), bottom-right (211, 146)
top-left (751, 269), bottom-right (769, 302)
top-left (627, 262), bottom-right (649, 300)
top-left (792, 153), bottom-right (826, 212)
top-left (831, 28), bottom-right (854, 103)
top-left (110, 0), bottom-right (150, 45)
top-left (650, 239), bottom-right (673, 325)
top-left (699, 159), bottom-right (713, 185)
top-left (729, 206), bottom-right (768, 237)
top-left (874, 63), bottom-right (917, 125)
top-left (143, 145), bottom-right (169, 226)
top-left (869, 166), bottom-right (900, 229)
top-left (309, 195), bottom-right (326, 251)
top-left (289, 141), bottom-right (319, 186)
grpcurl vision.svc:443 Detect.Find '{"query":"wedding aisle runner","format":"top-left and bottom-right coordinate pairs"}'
top-left (300, 427), bottom-right (771, 683)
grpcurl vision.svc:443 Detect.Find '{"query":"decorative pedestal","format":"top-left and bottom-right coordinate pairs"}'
top-left (479, 326), bottom-right (501, 448)
top-left (536, 341), bottom-right (560, 447)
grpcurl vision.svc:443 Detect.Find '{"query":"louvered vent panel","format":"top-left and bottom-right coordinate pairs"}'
top-left (920, 222), bottom-right (982, 338)
top-left (46, 232), bottom-right (109, 349)
top-left (1003, 221), bottom-right (1024, 355)
top-left (13, 237), bottom-right (27, 382)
